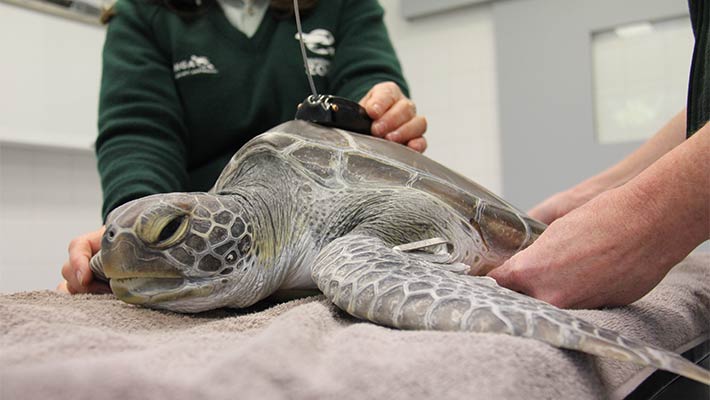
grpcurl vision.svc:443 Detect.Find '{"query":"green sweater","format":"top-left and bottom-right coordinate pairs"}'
top-left (97, 0), bottom-right (408, 220)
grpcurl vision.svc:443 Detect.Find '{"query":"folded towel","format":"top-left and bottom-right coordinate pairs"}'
top-left (1, 253), bottom-right (708, 400)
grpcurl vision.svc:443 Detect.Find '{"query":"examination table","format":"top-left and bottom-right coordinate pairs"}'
top-left (1, 254), bottom-right (708, 399)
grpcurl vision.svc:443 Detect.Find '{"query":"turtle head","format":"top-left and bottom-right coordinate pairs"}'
top-left (95, 193), bottom-right (270, 312)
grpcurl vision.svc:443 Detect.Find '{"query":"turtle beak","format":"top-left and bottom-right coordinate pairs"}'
top-left (100, 232), bottom-right (183, 280)
top-left (109, 278), bottom-right (213, 306)
top-left (89, 251), bottom-right (108, 282)
top-left (99, 231), bottom-right (192, 304)
top-left (89, 246), bottom-right (192, 303)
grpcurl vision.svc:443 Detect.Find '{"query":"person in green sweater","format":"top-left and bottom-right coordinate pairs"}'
top-left (59, 0), bottom-right (427, 294)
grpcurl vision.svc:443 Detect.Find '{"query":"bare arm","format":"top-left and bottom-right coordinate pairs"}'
top-left (489, 122), bottom-right (709, 309)
top-left (530, 109), bottom-right (688, 223)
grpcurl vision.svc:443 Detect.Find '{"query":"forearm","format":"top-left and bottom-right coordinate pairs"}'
top-left (494, 122), bottom-right (708, 309)
top-left (577, 110), bottom-right (688, 195)
top-left (530, 110), bottom-right (692, 223)
top-left (623, 121), bottom-right (709, 260)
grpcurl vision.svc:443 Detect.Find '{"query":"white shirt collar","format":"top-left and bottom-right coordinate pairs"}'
top-left (217, 0), bottom-right (269, 38)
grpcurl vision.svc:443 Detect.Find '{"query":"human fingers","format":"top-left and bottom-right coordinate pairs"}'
top-left (489, 248), bottom-right (578, 308)
top-left (494, 188), bottom-right (673, 310)
top-left (487, 254), bottom-right (534, 297)
top-left (527, 197), bottom-right (563, 224)
top-left (358, 89), bottom-right (373, 110)
top-left (359, 82), bottom-right (404, 136)
top-left (488, 220), bottom-right (586, 309)
top-left (527, 189), bottom-right (584, 224)
top-left (56, 280), bottom-right (69, 293)
top-left (61, 259), bottom-right (80, 294)
top-left (529, 184), bottom-right (608, 224)
top-left (59, 274), bottom-right (111, 294)
top-left (62, 227), bottom-right (106, 294)
top-left (63, 241), bottom-right (91, 294)
top-left (384, 115), bottom-right (428, 149)
top-left (371, 97), bottom-right (417, 139)
top-left (407, 137), bottom-right (428, 153)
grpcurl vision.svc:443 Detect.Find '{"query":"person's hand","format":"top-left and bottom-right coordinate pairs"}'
top-left (57, 226), bottom-right (111, 294)
top-left (528, 182), bottom-right (607, 224)
top-left (495, 117), bottom-right (708, 309)
top-left (488, 186), bottom-right (687, 309)
top-left (359, 81), bottom-right (427, 153)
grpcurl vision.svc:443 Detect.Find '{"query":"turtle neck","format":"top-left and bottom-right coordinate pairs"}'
top-left (216, 0), bottom-right (269, 38)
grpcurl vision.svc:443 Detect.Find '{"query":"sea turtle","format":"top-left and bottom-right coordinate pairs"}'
top-left (90, 120), bottom-right (709, 384)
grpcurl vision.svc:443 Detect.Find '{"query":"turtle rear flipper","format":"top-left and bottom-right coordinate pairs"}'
top-left (311, 234), bottom-right (710, 385)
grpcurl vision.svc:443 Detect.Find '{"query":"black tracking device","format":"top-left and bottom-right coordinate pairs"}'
top-left (291, 0), bottom-right (373, 135)
top-left (295, 94), bottom-right (373, 135)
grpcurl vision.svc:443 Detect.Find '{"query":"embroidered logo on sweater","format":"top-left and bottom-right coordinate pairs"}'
top-left (294, 29), bottom-right (334, 77)
top-left (173, 55), bottom-right (219, 79)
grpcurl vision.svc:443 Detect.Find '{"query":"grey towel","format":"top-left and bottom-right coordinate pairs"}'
top-left (1, 254), bottom-right (708, 400)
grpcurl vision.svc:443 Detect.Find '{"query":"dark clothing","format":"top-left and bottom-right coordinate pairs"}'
top-left (687, 0), bottom-right (709, 137)
top-left (96, 0), bottom-right (408, 220)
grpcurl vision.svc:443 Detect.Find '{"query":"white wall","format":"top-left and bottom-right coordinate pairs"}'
top-left (0, 0), bottom-right (499, 292)
top-left (0, 2), bottom-right (105, 149)
top-left (0, 144), bottom-right (102, 292)
top-left (381, 0), bottom-right (501, 193)
top-left (0, 2), bottom-right (105, 292)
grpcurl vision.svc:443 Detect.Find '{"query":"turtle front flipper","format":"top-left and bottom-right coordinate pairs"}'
top-left (311, 234), bottom-right (710, 385)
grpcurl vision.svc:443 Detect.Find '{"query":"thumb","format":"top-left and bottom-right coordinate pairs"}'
top-left (487, 254), bottom-right (528, 294)
top-left (487, 259), bottom-right (511, 284)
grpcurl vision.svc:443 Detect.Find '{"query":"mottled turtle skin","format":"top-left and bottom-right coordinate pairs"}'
top-left (90, 120), bottom-right (709, 384)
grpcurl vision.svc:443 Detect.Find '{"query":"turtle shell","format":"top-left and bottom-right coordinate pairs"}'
top-left (214, 120), bottom-right (524, 220)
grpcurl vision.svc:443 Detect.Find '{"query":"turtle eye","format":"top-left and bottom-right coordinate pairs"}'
top-left (138, 212), bottom-right (190, 249)
top-left (158, 216), bottom-right (185, 243)
top-left (155, 215), bottom-right (189, 248)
